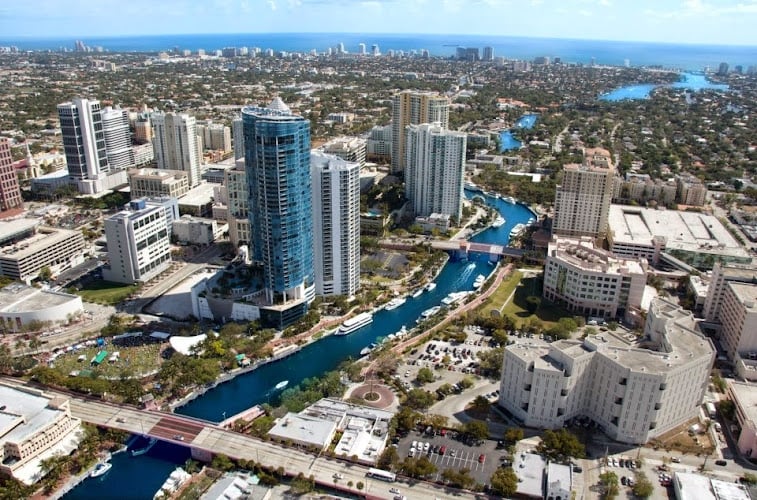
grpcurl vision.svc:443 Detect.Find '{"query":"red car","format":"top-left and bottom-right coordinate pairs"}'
top-left (479, 454), bottom-right (485, 463)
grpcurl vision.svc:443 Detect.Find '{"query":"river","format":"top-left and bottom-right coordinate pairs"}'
top-left (64, 192), bottom-right (535, 498)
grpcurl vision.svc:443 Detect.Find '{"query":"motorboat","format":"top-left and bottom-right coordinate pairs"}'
top-left (384, 297), bottom-right (407, 310)
top-left (90, 462), bottom-right (112, 478)
top-left (509, 223), bottom-right (526, 238)
top-left (473, 274), bottom-right (486, 289)
top-left (274, 380), bottom-right (289, 390)
top-left (441, 291), bottom-right (469, 305)
top-left (411, 288), bottom-right (424, 298)
top-left (360, 347), bottom-right (372, 356)
top-left (425, 282), bottom-right (437, 292)
top-left (492, 216), bottom-right (505, 228)
top-left (420, 306), bottom-right (441, 319)
top-left (335, 312), bottom-right (373, 336)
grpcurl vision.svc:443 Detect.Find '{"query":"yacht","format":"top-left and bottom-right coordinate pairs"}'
top-left (90, 462), bottom-right (112, 478)
top-left (425, 282), bottom-right (437, 292)
top-left (442, 291), bottom-right (469, 306)
top-left (473, 274), bottom-right (486, 289)
top-left (384, 297), bottom-right (407, 311)
top-left (504, 196), bottom-right (516, 204)
top-left (420, 306), bottom-right (441, 319)
top-left (395, 325), bottom-right (408, 337)
top-left (509, 223), bottom-right (526, 238)
top-left (359, 346), bottom-right (372, 356)
top-left (130, 437), bottom-right (157, 457)
top-left (411, 288), bottom-right (424, 298)
top-left (335, 312), bottom-right (373, 336)
top-left (492, 216), bottom-right (506, 228)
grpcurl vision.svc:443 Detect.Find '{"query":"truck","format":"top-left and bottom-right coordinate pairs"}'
top-left (705, 402), bottom-right (717, 418)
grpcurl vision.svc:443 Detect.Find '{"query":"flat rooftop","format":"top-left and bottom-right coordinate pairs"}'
top-left (675, 472), bottom-right (716, 500)
top-left (268, 413), bottom-right (336, 449)
top-left (608, 205), bottom-right (748, 259)
top-left (728, 282), bottom-right (757, 307)
top-left (729, 381), bottom-right (757, 426)
top-left (0, 226), bottom-right (81, 260)
top-left (548, 236), bottom-right (646, 275)
top-left (0, 218), bottom-right (40, 245)
top-left (178, 182), bottom-right (215, 207)
top-left (128, 168), bottom-right (187, 181)
top-left (0, 384), bottom-right (66, 445)
top-left (0, 284), bottom-right (80, 312)
top-left (514, 452), bottom-right (545, 498)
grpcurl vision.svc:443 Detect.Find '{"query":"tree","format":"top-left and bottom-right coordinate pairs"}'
top-left (402, 456), bottom-right (437, 478)
top-left (491, 329), bottom-right (508, 345)
top-left (356, 481), bottom-right (364, 491)
top-left (377, 446), bottom-right (399, 470)
top-left (632, 471), bottom-right (654, 498)
top-left (536, 429), bottom-right (586, 461)
top-left (525, 295), bottom-right (541, 313)
top-left (441, 468), bottom-right (475, 489)
top-left (477, 347), bottom-right (505, 378)
top-left (404, 389), bottom-right (435, 410)
top-left (290, 473), bottom-right (315, 494)
top-left (599, 471), bottom-right (619, 499)
top-left (415, 367), bottom-right (435, 385)
top-left (490, 467), bottom-right (518, 497)
top-left (38, 266), bottom-right (52, 282)
top-left (471, 395), bottom-right (490, 412)
top-left (210, 453), bottom-right (234, 471)
top-left (504, 427), bottom-right (524, 444)
top-left (394, 407), bottom-right (422, 435)
top-left (463, 420), bottom-right (489, 443)
top-left (741, 472), bottom-right (757, 485)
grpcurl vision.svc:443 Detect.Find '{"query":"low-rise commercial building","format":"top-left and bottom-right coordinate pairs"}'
top-left (543, 236), bottom-right (647, 323)
top-left (0, 225), bottom-right (85, 283)
top-left (499, 298), bottom-right (715, 444)
top-left (0, 384), bottom-right (82, 484)
top-left (0, 284), bottom-right (83, 333)
top-left (172, 215), bottom-right (225, 245)
top-left (128, 168), bottom-right (189, 199)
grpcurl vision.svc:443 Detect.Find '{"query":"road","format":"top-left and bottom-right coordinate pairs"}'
top-left (45, 389), bottom-right (482, 500)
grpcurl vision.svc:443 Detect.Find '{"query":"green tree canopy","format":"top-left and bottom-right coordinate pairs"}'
top-left (536, 429), bottom-right (586, 461)
top-left (490, 467), bottom-right (518, 497)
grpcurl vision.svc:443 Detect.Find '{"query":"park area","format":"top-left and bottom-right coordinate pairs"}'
top-left (75, 280), bottom-right (140, 305)
top-left (50, 342), bottom-right (163, 379)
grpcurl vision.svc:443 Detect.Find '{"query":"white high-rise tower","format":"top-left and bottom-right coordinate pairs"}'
top-left (101, 106), bottom-right (135, 171)
top-left (151, 112), bottom-right (202, 187)
top-left (58, 98), bottom-right (109, 188)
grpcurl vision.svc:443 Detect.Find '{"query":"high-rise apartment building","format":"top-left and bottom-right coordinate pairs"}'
top-left (483, 46), bottom-right (494, 61)
top-left (311, 151), bottom-right (361, 297)
top-left (102, 199), bottom-right (172, 284)
top-left (151, 112), bottom-right (202, 187)
top-left (321, 137), bottom-right (366, 168)
top-left (366, 125), bottom-right (392, 163)
top-left (391, 91), bottom-right (450, 174)
top-left (232, 116), bottom-right (244, 160)
top-left (203, 123), bottom-right (232, 152)
top-left (58, 98), bottom-right (109, 190)
top-left (703, 262), bottom-right (757, 322)
top-left (132, 114), bottom-right (153, 144)
top-left (405, 122), bottom-right (466, 221)
top-left (243, 98), bottom-right (314, 327)
top-left (0, 139), bottom-right (22, 214)
top-left (101, 107), bottom-right (135, 171)
top-left (553, 148), bottom-right (615, 238)
top-left (225, 159), bottom-right (249, 247)
top-left (499, 298), bottom-right (714, 444)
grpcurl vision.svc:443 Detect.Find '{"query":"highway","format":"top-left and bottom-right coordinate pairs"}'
top-left (61, 396), bottom-right (481, 500)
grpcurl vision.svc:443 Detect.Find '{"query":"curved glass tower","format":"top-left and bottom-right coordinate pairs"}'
top-left (243, 98), bottom-right (314, 328)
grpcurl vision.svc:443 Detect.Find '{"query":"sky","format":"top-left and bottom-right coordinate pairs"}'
top-left (1, 0), bottom-right (757, 45)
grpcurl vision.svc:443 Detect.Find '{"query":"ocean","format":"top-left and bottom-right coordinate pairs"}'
top-left (2, 33), bottom-right (755, 71)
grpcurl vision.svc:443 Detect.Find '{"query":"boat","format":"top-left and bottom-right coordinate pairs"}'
top-left (442, 291), bottom-right (469, 306)
top-left (397, 325), bottom-right (407, 336)
top-left (384, 297), bottom-right (407, 310)
top-left (360, 347), bottom-right (372, 356)
top-left (492, 216), bottom-right (506, 228)
top-left (335, 312), bottom-right (373, 336)
top-left (131, 437), bottom-right (157, 457)
top-left (528, 217), bottom-right (536, 224)
top-left (420, 306), bottom-right (441, 319)
top-left (473, 274), bottom-right (486, 289)
top-left (90, 462), bottom-right (112, 478)
top-left (387, 333), bottom-right (397, 340)
top-left (509, 223), bottom-right (526, 238)
top-left (504, 196), bottom-right (516, 204)
top-left (411, 288), bottom-right (424, 298)
top-left (274, 380), bottom-right (289, 390)
top-left (425, 282), bottom-right (437, 292)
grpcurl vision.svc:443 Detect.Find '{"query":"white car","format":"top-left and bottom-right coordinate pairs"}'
top-left (389, 487), bottom-right (401, 495)
top-left (411, 441), bottom-right (417, 449)
top-left (423, 442), bottom-right (430, 452)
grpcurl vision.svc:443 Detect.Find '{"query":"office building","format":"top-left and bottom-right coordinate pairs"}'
top-left (718, 280), bottom-right (757, 361)
top-left (366, 124), bottom-right (392, 163)
top-left (57, 98), bottom-right (111, 193)
top-left (128, 167), bottom-right (190, 199)
top-left (311, 151), bottom-right (360, 297)
top-left (172, 215), bottom-right (224, 245)
top-left (102, 199), bottom-right (172, 284)
top-left (703, 262), bottom-right (757, 322)
top-left (152, 111), bottom-right (202, 187)
top-left (225, 159), bottom-right (249, 247)
top-left (391, 91), bottom-right (450, 174)
top-left (498, 298), bottom-right (715, 444)
top-left (553, 148), bottom-right (615, 238)
top-left (0, 224), bottom-right (85, 283)
top-left (0, 138), bottom-right (23, 214)
top-left (543, 237), bottom-right (647, 323)
top-left (132, 114), bottom-right (152, 144)
top-left (243, 98), bottom-right (315, 327)
top-left (232, 116), bottom-right (244, 160)
top-left (405, 122), bottom-right (466, 221)
top-left (101, 106), bottom-right (135, 170)
top-left (320, 136), bottom-right (366, 168)
top-left (728, 380), bottom-right (757, 459)
top-left (607, 205), bottom-right (749, 270)
top-left (203, 123), bottom-right (232, 152)
top-left (677, 174), bottom-right (707, 206)
top-left (358, 43), bottom-right (366, 55)
top-left (0, 384), bottom-right (82, 484)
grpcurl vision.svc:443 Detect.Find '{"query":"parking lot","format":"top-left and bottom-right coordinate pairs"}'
top-left (398, 428), bottom-right (503, 486)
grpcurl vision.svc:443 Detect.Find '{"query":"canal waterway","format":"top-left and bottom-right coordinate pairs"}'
top-left (499, 114), bottom-right (538, 152)
top-left (599, 71), bottom-right (729, 101)
top-left (65, 192), bottom-right (534, 498)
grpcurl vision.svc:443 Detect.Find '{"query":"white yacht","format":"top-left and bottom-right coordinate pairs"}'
top-left (384, 297), bottom-right (407, 310)
top-left (411, 288), bottom-right (424, 298)
top-left (509, 223), bottom-right (526, 238)
top-left (441, 291), bottom-right (469, 306)
top-left (420, 306), bottom-right (441, 319)
top-left (336, 312), bottom-right (373, 336)
top-left (492, 216), bottom-right (506, 228)
top-left (473, 274), bottom-right (486, 289)
top-left (425, 282), bottom-right (437, 292)
top-left (90, 462), bottom-right (112, 478)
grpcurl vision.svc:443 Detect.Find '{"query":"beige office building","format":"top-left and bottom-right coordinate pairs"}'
top-left (553, 148), bottom-right (615, 238)
top-left (0, 227), bottom-right (85, 283)
top-left (543, 236), bottom-right (647, 322)
top-left (391, 91), bottom-right (449, 174)
top-left (499, 298), bottom-right (715, 444)
top-left (225, 159), bottom-right (249, 247)
top-left (128, 168), bottom-right (190, 199)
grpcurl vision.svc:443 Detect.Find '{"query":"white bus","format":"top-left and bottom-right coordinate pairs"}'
top-left (367, 468), bottom-right (396, 482)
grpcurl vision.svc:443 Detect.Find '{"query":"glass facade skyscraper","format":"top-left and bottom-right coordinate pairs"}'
top-left (243, 98), bottom-right (314, 327)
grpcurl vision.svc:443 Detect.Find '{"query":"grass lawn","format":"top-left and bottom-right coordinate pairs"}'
top-left (501, 275), bottom-right (573, 328)
top-left (480, 270), bottom-right (523, 312)
top-left (51, 343), bottom-right (163, 379)
top-left (76, 281), bottom-right (139, 305)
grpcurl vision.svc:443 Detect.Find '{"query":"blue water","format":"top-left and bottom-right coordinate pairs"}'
top-left (499, 114), bottom-right (538, 152)
top-left (65, 193), bottom-right (534, 498)
top-left (3, 33), bottom-right (756, 70)
top-left (600, 72), bottom-right (730, 101)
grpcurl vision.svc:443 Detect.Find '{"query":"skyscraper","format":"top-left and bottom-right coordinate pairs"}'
top-left (243, 98), bottom-right (314, 327)
top-left (391, 91), bottom-right (450, 174)
top-left (405, 123), bottom-right (466, 221)
top-left (0, 138), bottom-right (23, 214)
top-left (232, 116), bottom-right (244, 160)
top-left (151, 112), bottom-right (202, 187)
top-left (483, 46), bottom-right (494, 61)
top-left (58, 98), bottom-right (109, 189)
top-left (553, 148), bottom-right (615, 239)
top-left (358, 43), bottom-right (366, 55)
top-left (101, 106), bottom-right (135, 171)
top-left (311, 151), bottom-right (360, 298)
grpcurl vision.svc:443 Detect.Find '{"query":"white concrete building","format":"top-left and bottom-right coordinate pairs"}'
top-left (101, 106), bottom-right (135, 170)
top-left (543, 236), bottom-right (647, 322)
top-left (320, 136), bottom-right (367, 167)
top-left (366, 124), bottom-right (392, 163)
top-left (224, 160), bottom-right (249, 247)
top-left (391, 90), bottom-right (449, 173)
top-left (57, 98), bottom-right (109, 193)
top-left (703, 262), bottom-right (757, 322)
top-left (405, 122), bottom-right (466, 221)
top-left (499, 298), bottom-right (715, 444)
top-left (553, 148), bottom-right (614, 238)
top-left (719, 281), bottom-right (757, 361)
top-left (152, 111), bottom-right (202, 187)
top-left (102, 199), bottom-right (172, 284)
top-left (311, 151), bottom-right (361, 297)
top-left (728, 381), bottom-right (757, 459)
top-left (128, 168), bottom-right (190, 199)
top-left (0, 226), bottom-right (85, 283)
top-left (203, 123), bottom-right (232, 152)
top-left (546, 463), bottom-right (573, 500)
top-left (0, 284), bottom-right (83, 333)
top-left (172, 215), bottom-right (224, 245)
top-left (0, 384), bottom-right (82, 484)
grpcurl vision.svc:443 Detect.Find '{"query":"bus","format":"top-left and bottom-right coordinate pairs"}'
top-left (366, 468), bottom-right (396, 482)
